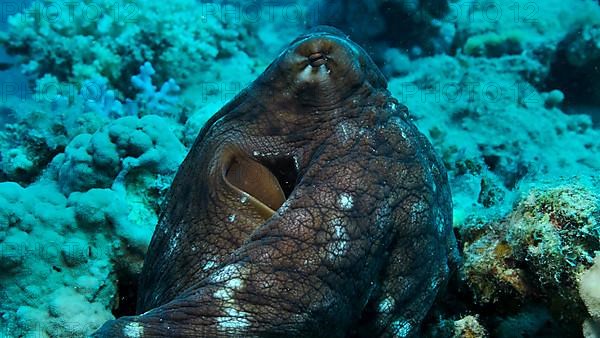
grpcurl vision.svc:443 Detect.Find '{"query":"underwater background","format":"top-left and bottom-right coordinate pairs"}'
top-left (0, 0), bottom-right (599, 337)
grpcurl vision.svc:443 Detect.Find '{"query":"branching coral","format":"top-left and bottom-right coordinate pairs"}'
top-left (128, 62), bottom-right (181, 117)
top-left (0, 62), bottom-right (182, 185)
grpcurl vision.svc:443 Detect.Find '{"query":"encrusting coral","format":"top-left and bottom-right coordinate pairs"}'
top-left (457, 182), bottom-right (600, 334)
top-left (0, 175), bottom-right (174, 336)
top-left (0, 182), bottom-right (115, 337)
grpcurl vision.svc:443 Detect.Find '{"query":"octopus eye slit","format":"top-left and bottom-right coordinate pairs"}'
top-left (309, 52), bottom-right (327, 67)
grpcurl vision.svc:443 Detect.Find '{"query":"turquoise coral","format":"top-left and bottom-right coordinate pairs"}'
top-left (0, 0), bottom-right (257, 97)
top-left (128, 62), bottom-right (181, 117)
top-left (0, 182), bottom-right (115, 337)
top-left (52, 114), bottom-right (184, 194)
top-left (0, 179), bottom-right (167, 336)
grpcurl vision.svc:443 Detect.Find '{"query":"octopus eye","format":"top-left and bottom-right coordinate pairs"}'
top-left (223, 154), bottom-right (298, 219)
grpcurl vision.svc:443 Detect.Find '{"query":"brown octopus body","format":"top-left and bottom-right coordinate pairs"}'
top-left (93, 26), bottom-right (458, 338)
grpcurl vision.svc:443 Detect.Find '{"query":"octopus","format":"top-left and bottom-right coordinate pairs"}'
top-left (93, 26), bottom-right (459, 337)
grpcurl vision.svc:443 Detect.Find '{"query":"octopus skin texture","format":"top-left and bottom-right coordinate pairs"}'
top-left (93, 26), bottom-right (459, 338)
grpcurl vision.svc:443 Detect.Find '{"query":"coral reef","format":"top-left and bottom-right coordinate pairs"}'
top-left (0, 61), bottom-right (183, 186)
top-left (0, 0), bottom-right (258, 97)
top-left (128, 62), bottom-right (180, 117)
top-left (453, 316), bottom-right (488, 338)
top-left (310, 0), bottom-right (455, 59)
top-left (0, 0), bottom-right (598, 335)
top-left (453, 0), bottom-right (600, 58)
top-left (0, 127), bottom-right (181, 336)
top-left (51, 114), bottom-right (184, 194)
top-left (425, 315), bottom-right (489, 337)
top-left (0, 182), bottom-right (115, 337)
top-left (0, 179), bottom-right (171, 336)
top-left (0, 58), bottom-right (186, 337)
top-left (550, 23), bottom-right (600, 108)
top-left (454, 182), bottom-right (600, 334)
top-left (452, 0), bottom-right (600, 116)
top-left (387, 53), bottom-right (600, 225)
top-left (0, 92), bottom-right (106, 185)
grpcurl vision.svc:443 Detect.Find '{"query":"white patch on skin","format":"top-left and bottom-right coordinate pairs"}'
top-left (228, 214), bottom-right (236, 222)
top-left (390, 116), bottom-right (408, 139)
top-left (341, 124), bottom-right (348, 138)
top-left (298, 64), bottom-right (329, 83)
top-left (217, 308), bottom-right (251, 329)
top-left (214, 288), bottom-right (230, 300)
top-left (375, 201), bottom-right (392, 230)
top-left (327, 219), bottom-right (349, 259)
top-left (336, 121), bottom-right (358, 144)
top-left (338, 192), bottom-right (354, 210)
top-left (203, 259), bottom-right (216, 271)
top-left (277, 199), bottom-right (290, 216)
top-left (212, 266), bottom-right (244, 301)
top-left (211, 264), bottom-right (242, 283)
top-left (435, 209), bottom-right (445, 236)
top-left (123, 322), bottom-right (143, 338)
top-left (391, 319), bottom-right (412, 337)
top-left (378, 297), bottom-right (394, 313)
top-left (167, 231), bottom-right (181, 256)
top-left (318, 64), bottom-right (330, 77)
top-left (211, 264), bottom-right (251, 330)
top-left (297, 65), bottom-right (313, 82)
top-left (410, 201), bottom-right (426, 223)
top-left (240, 193), bottom-right (249, 204)
top-left (358, 127), bottom-right (369, 137)
top-left (226, 277), bottom-right (243, 290)
top-left (430, 165), bottom-right (438, 193)
top-left (339, 123), bottom-right (349, 141)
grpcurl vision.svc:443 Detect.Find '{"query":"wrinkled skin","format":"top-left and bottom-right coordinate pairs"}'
top-left (93, 27), bottom-right (458, 337)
